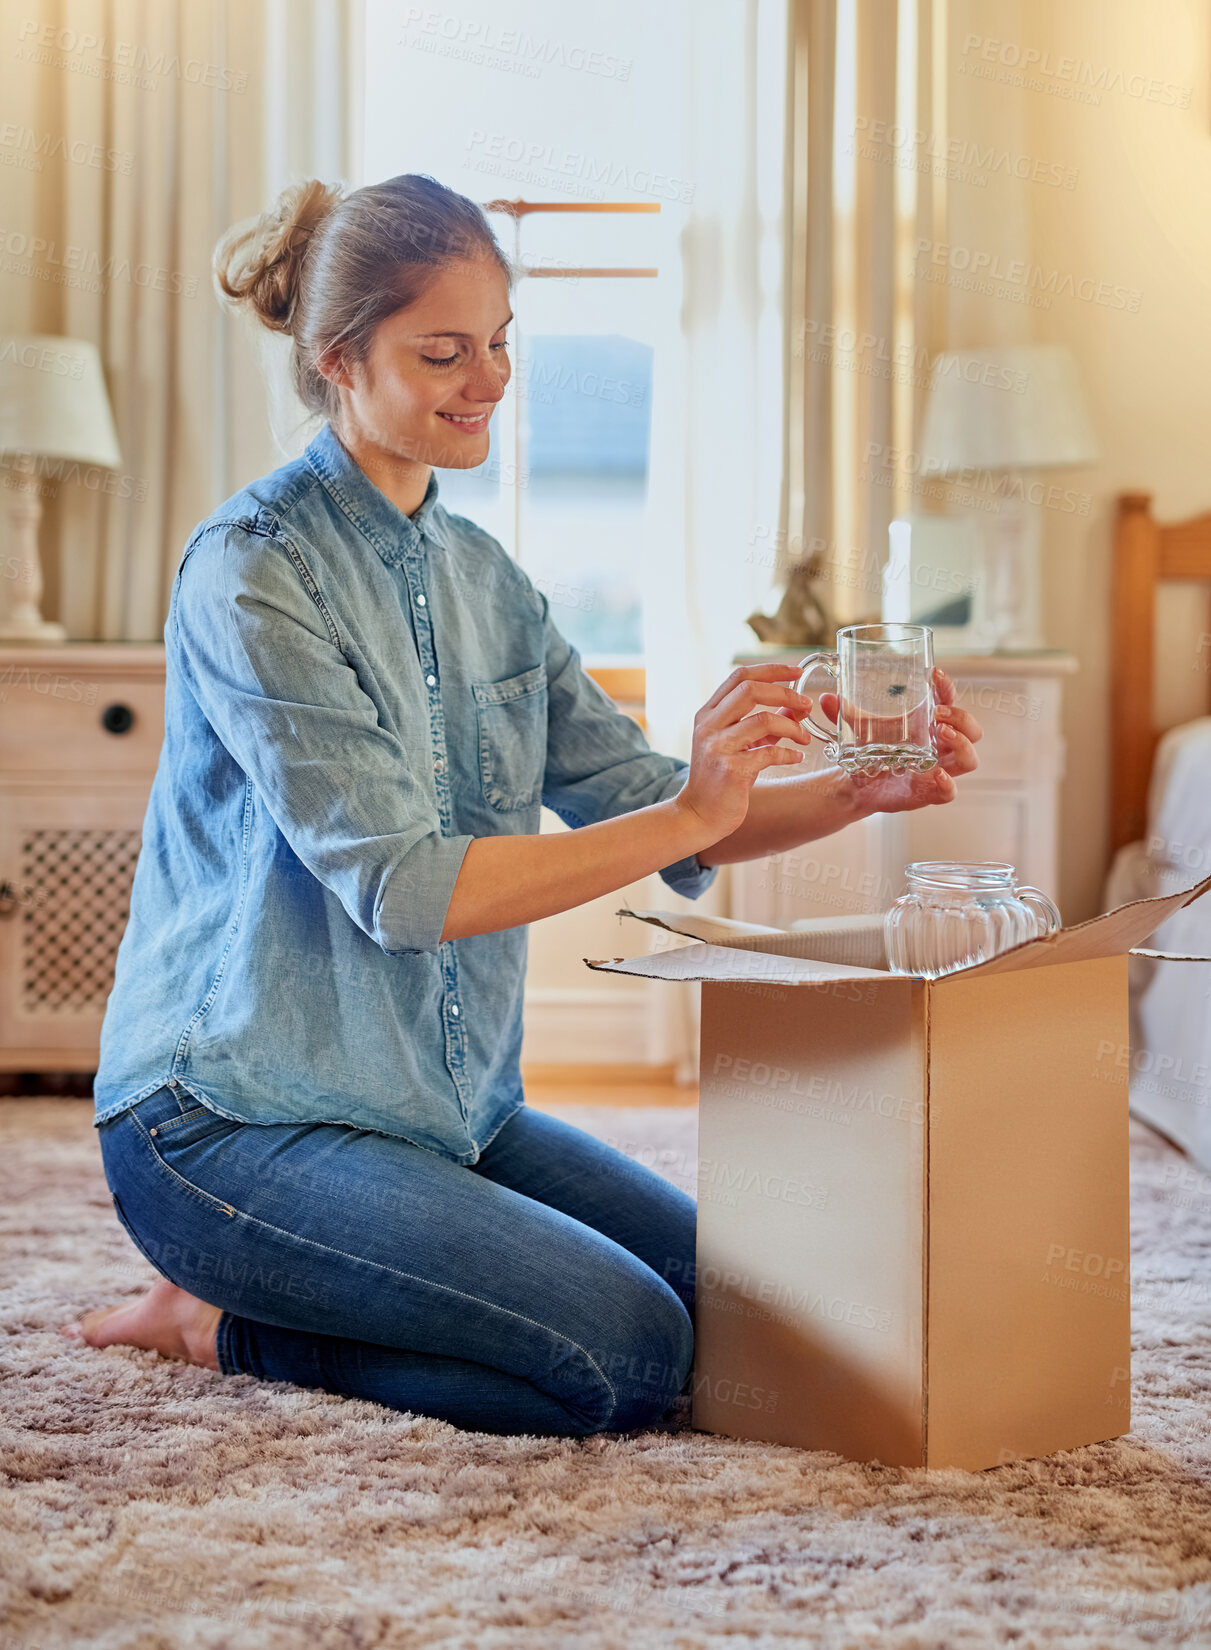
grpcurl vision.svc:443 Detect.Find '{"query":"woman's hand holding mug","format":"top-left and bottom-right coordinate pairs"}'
top-left (669, 660), bottom-right (984, 855)
top-left (673, 664), bottom-right (812, 839)
top-left (817, 665), bottom-right (983, 812)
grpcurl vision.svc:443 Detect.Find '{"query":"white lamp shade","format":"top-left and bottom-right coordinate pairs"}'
top-left (920, 345), bottom-right (1099, 473)
top-left (0, 335), bottom-right (121, 468)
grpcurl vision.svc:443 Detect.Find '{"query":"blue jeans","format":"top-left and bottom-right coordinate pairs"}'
top-left (97, 1085), bottom-right (696, 1437)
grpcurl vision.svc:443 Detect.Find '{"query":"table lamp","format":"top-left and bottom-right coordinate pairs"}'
top-left (0, 335), bottom-right (121, 642)
top-left (919, 345), bottom-right (1099, 648)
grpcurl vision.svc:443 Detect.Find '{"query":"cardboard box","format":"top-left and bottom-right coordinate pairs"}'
top-left (587, 874), bottom-right (1211, 1471)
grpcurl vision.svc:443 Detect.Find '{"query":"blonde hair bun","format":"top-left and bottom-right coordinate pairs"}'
top-left (213, 178), bottom-right (343, 336)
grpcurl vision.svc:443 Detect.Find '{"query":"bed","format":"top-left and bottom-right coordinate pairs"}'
top-left (1106, 492), bottom-right (1211, 1166)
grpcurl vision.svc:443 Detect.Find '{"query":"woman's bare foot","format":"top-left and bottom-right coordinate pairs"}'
top-left (60, 1278), bottom-right (222, 1371)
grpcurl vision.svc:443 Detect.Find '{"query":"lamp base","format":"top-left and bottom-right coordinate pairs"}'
top-left (982, 493), bottom-right (1045, 650)
top-left (3, 454), bottom-right (68, 645)
top-left (0, 616), bottom-right (68, 642)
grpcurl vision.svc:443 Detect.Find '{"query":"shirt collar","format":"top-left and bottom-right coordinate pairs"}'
top-left (304, 421), bottom-right (444, 566)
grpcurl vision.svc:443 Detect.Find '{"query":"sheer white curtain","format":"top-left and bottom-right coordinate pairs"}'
top-left (635, 0), bottom-right (788, 1078)
top-left (644, 0), bottom-right (790, 769)
top-left (648, 0), bottom-right (943, 745)
top-left (0, 0), bottom-right (358, 640)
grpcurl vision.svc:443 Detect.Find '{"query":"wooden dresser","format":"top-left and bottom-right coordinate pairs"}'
top-left (0, 643), bottom-right (165, 1072)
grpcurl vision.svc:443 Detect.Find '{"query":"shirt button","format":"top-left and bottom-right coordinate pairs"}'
top-left (450, 1003), bottom-right (460, 1017)
top-left (416, 593), bottom-right (427, 607)
top-left (434, 757), bottom-right (446, 773)
top-left (426, 674), bottom-right (436, 687)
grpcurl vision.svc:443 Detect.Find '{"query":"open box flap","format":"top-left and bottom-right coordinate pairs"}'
top-left (586, 940), bottom-right (892, 987)
top-left (613, 907), bottom-right (889, 968)
top-left (612, 908), bottom-right (789, 944)
top-left (936, 870), bottom-right (1211, 981)
top-left (1129, 948), bottom-right (1211, 962)
top-left (785, 913), bottom-right (888, 970)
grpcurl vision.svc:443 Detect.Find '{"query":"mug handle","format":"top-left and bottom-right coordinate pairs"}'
top-left (1017, 885), bottom-right (1061, 936)
top-left (796, 651), bottom-right (842, 745)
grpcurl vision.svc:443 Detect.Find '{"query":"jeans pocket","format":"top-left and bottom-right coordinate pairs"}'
top-left (472, 664), bottom-right (548, 812)
top-left (144, 1101), bottom-right (240, 1153)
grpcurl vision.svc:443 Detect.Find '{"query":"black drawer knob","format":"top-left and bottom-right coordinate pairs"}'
top-left (101, 702), bottom-right (135, 735)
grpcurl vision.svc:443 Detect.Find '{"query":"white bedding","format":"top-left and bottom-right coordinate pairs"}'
top-left (1104, 717), bottom-right (1211, 1166)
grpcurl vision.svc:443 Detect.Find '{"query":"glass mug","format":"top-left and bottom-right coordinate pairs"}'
top-left (884, 861), bottom-right (1062, 978)
top-left (796, 623), bottom-right (938, 776)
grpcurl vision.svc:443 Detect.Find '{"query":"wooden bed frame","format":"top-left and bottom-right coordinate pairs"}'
top-left (1113, 492), bottom-right (1211, 850)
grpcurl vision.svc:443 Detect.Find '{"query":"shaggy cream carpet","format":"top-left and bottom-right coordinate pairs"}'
top-left (2, 1098), bottom-right (1211, 1650)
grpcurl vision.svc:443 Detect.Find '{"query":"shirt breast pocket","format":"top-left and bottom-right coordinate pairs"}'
top-left (471, 663), bottom-right (549, 812)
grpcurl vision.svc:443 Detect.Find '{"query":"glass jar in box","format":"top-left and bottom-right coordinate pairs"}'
top-left (884, 861), bottom-right (1061, 978)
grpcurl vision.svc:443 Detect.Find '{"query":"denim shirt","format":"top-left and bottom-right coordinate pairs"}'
top-left (93, 422), bottom-right (715, 1162)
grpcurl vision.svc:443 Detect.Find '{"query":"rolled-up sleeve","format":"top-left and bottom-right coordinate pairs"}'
top-left (173, 522), bottom-right (473, 955)
top-left (538, 594), bottom-right (718, 901)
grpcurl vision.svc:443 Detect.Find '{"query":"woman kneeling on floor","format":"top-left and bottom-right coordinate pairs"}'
top-left (64, 173), bottom-right (982, 1436)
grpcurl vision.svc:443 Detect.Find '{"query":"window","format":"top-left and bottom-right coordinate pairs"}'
top-left (363, 0), bottom-right (693, 673)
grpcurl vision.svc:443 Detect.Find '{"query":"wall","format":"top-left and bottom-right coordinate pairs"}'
top-left (945, 0), bottom-right (1211, 921)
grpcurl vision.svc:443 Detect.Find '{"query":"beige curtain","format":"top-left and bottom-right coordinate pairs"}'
top-left (782, 0), bottom-right (946, 618)
top-left (0, 0), bottom-right (358, 641)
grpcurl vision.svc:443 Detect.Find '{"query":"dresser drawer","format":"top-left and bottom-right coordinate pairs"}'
top-left (0, 662), bottom-right (164, 773)
top-left (949, 676), bottom-right (1064, 781)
